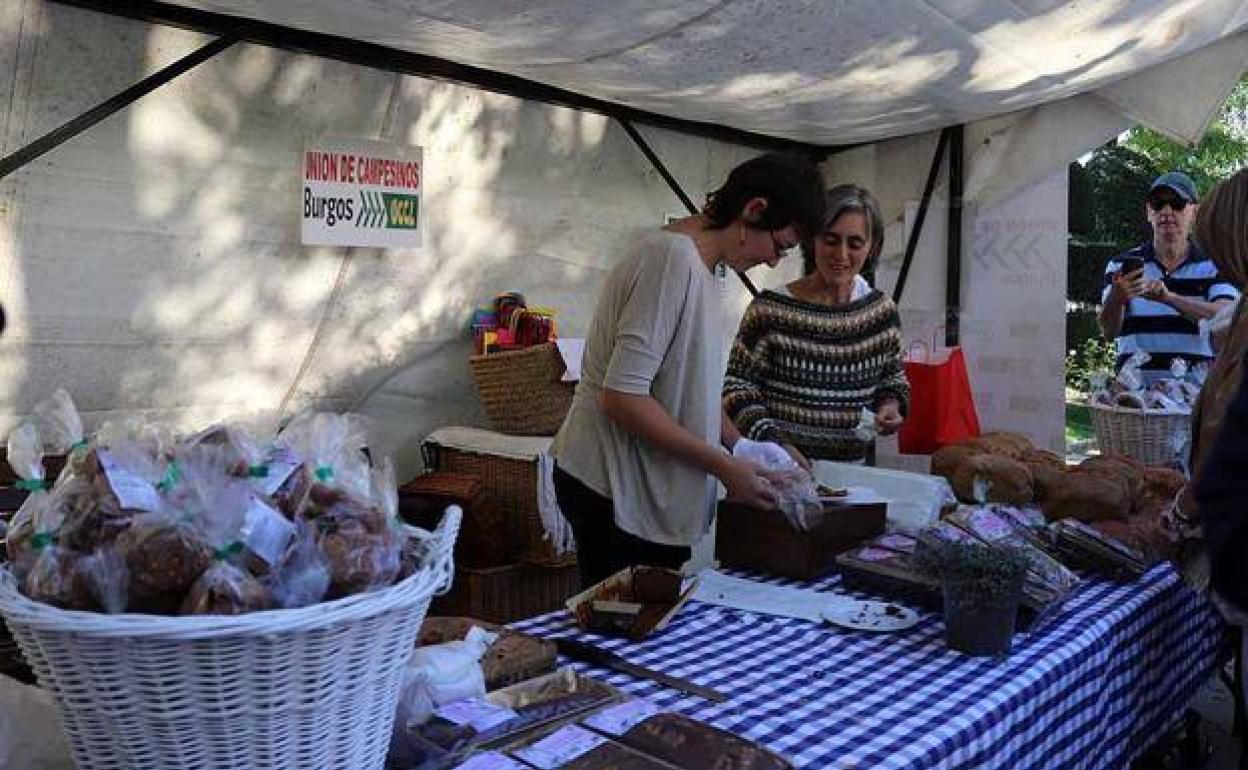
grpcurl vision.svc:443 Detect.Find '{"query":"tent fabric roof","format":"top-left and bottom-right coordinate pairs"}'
top-left (161, 0), bottom-right (1248, 145)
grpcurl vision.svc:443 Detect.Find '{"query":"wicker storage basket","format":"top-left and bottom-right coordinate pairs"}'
top-left (0, 509), bottom-right (461, 770)
top-left (400, 472), bottom-right (514, 567)
top-left (428, 445), bottom-right (575, 567)
top-left (469, 343), bottom-right (574, 436)
top-left (431, 562), bottom-right (579, 624)
top-left (1088, 403), bottom-right (1191, 466)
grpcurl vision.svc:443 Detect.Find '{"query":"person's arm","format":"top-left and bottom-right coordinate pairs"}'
top-left (1099, 268), bottom-right (1144, 340)
top-left (723, 302), bottom-right (788, 444)
top-left (599, 242), bottom-right (775, 509)
top-left (600, 389), bottom-right (774, 508)
top-left (722, 301), bottom-right (808, 469)
top-left (1145, 283), bottom-right (1231, 322)
top-left (872, 306), bottom-right (910, 436)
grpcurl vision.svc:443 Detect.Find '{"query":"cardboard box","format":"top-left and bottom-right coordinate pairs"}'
top-left (565, 567), bottom-right (697, 641)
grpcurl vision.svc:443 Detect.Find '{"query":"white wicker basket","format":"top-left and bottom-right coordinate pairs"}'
top-left (0, 507), bottom-right (461, 770)
top-left (1088, 402), bottom-right (1191, 466)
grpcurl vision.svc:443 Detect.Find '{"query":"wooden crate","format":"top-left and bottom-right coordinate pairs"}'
top-left (431, 561), bottom-right (579, 624)
top-left (716, 500), bottom-right (887, 580)
top-left (425, 444), bottom-right (575, 568)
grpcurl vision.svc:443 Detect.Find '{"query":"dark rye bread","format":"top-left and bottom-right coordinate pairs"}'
top-left (617, 713), bottom-right (793, 770)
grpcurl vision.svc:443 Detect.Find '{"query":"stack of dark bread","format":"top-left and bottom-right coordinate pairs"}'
top-left (931, 432), bottom-right (1182, 560)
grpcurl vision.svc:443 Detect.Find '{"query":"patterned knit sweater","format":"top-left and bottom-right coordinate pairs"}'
top-left (723, 288), bottom-right (910, 462)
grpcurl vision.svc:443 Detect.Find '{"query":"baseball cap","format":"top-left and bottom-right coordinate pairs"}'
top-left (1150, 171), bottom-right (1198, 202)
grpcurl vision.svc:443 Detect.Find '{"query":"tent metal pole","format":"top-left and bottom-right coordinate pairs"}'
top-left (945, 124), bottom-right (964, 347)
top-left (891, 127), bottom-right (950, 304)
top-left (618, 119), bottom-right (700, 216)
top-left (0, 36), bottom-right (236, 180)
top-left (617, 118), bottom-right (760, 298)
top-left (48, 0), bottom-right (832, 157)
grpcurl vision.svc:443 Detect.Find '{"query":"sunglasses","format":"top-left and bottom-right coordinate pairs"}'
top-left (770, 230), bottom-right (800, 261)
top-left (1148, 197), bottom-right (1189, 212)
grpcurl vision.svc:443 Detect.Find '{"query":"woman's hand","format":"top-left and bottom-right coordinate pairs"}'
top-left (719, 456), bottom-right (778, 510)
top-left (876, 399), bottom-right (904, 435)
top-left (781, 443), bottom-right (812, 473)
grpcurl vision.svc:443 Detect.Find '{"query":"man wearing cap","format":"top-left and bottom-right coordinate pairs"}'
top-left (1098, 171), bottom-right (1240, 383)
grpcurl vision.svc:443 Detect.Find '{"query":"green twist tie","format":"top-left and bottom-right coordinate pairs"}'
top-left (314, 465), bottom-right (334, 482)
top-left (70, 439), bottom-right (89, 453)
top-left (157, 462), bottom-right (182, 493)
top-left (248, 465), bottom-right (270, 478)
top-left (15, 479), bottom-right (48, 492)
top-left (213, 542), bottom-right (244, 561)
top-left (31, 531), bottom-right (56, 551)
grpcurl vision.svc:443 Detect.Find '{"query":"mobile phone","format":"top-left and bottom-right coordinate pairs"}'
top-left (1119, 256), bottom-right (1143, 275)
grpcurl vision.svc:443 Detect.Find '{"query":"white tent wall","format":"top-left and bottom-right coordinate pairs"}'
top-left (0, 2), bottom-right (792, 480)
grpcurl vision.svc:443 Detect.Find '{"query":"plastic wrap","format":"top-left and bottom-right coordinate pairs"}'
top-left (30, 388), bottom-right (87, 479)
top-left (5, 423), bottom-right (50, 578)
top-left (734, 439), bottom-right (822, 529)
top-left (406, 626), bottom-right (499, 707)
top-left (176, 446), bottom-right (272, 615)
top-left (268, 520), bottom-right (330, 609)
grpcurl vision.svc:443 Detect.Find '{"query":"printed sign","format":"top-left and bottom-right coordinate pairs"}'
top-left (301, 138), bottom-right (423, 248)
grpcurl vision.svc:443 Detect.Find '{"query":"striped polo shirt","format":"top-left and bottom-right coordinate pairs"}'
top-left (1102, 240), bottom-right (1239, 381)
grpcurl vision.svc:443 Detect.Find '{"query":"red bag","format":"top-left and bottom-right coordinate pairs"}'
top-left (897, 346), bottom-right (981, 455)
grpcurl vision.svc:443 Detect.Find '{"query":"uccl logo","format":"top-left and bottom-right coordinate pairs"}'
top-left (357, 192), bottom-right (419, 230)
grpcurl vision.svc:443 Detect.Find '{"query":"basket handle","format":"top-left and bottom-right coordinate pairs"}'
top-left (427, 505), bottom-right (462, 595)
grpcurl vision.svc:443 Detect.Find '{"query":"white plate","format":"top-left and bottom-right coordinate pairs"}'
top-left (821, 600), bottom-right (921, 632)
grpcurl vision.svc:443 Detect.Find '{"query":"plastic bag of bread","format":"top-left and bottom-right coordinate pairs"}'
top-left (64, 423), bottom-right (172, 553)
top-left (30, 388), bottom-right (87, 481)
top-left (5, 422), bottom-right (51, 578)
top-left (952, 454), bottom-right (1033, 505)
top-left (317, 460), bottom-right (404, 598)
top-left (278, 411), bottom-right (372, 502)
top-left (267, 520), bottom-right (330, 609)
top-left (169, 446), bottom-right (272, 615)
top-left (112, 445), bottom-right (222, 614)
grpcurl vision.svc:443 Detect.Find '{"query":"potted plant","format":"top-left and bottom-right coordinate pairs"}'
top-left (916, 536), bottom-right (1028, 656)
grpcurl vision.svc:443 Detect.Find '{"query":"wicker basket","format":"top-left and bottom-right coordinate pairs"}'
top-left (469, 343), bottom-right (574, 436)
top-left (1088, 402), bottom-right (1191, 466)
top-left (0, 510), bottom-right (461, 770)
top-left (399, 472), bottom-right (515, 568)
top-left (431, 561), bottom-right (579, 624)
top-left (430, 445), bottom-right (575, 567)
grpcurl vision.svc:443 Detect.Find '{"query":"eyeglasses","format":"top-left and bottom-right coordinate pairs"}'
top-left (1148, 197), bottom-right (1189, 212)
top-left (770, 230), bottom-right (801, 261)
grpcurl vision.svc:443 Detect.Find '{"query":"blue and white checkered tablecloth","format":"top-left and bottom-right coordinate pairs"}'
top-left (512, 563), bottom-right (1224, 770)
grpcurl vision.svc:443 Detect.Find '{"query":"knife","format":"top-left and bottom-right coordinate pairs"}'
top-left (553, 637), bottom-right (728, 703)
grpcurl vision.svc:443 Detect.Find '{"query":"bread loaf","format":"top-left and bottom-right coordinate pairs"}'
top-left (951, 455), bottom-right (1033, 505)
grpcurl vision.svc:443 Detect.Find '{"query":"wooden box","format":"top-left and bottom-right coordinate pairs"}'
top-left (715, 500), bottom-right (887, 580)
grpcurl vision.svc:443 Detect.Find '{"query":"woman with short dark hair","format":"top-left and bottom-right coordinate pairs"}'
top-left (724, 184), bottom-right (908, 467)
top-left (551, 153), bottom-right (826, 589)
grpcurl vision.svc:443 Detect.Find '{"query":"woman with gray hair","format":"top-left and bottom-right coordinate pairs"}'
top-left (724, 184), bottom-right (909, 467)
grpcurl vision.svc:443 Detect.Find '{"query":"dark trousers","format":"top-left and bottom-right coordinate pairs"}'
top-left (553, 464), bottom-right (691, 590)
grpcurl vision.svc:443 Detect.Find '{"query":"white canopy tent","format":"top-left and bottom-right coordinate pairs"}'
top-left (1, 0), bottom-right (1246, 476)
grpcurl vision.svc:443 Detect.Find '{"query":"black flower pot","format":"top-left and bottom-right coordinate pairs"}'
top-left (941, 574), bottom-right (1023, 657)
